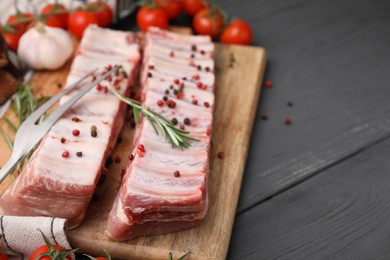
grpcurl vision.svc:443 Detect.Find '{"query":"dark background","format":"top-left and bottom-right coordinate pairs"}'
top-left (116, 0), bottom-right (390, 259)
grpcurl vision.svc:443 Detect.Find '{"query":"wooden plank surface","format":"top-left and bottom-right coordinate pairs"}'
top-left (228, 136), bottom-right (390, 259)
top-left (218, 0), bottom-right (390, 214)
top-left (0, 29), bottom-right (266, 258)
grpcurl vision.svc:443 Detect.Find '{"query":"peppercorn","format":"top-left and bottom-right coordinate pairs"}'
top-left (205, 67), bottom-right (210, 72)
top-left (91, 125), bottom-right (97, 132)
top-left (138, 144), bottom-right (145, 152)
top-left (204, 102), bottom-right (210, 108)
top-left (157, 100), bottom-right (164, 106)
top-left (57, 83), bottom-right (62, 89)
top-left (180, 125), bottom-right (185, 130)
top-left (147, 72), bottom-right (153, 78)
top-left (174, 79), bottom-right (180, 85)
top-left (148, 65), bottom-right (154, 70)
top-left (218, 152), bottom-right (225, 159)
top-left (184, 118), bottom-right (191, 125)
top-left (287, 102), bottom-right (293, 107)
top-left (163, 96), bottom-right (168, 101)
top-left (174, 170), bottom-right (180, 177)
top-left (72, 129), bottom-right (80, 136)
top-left (96, 84), bottom-right (102, 91)
top-left (62, 151), bottom-right (69, 158)
top-left (129, 154), bottom-right (134, 161)
top-left (260, 113), bottom-right (268, 120)
top-left (200, 50), bottom-right (205, 55)
top-left (192, 99), bottom-right (198, 105)
top-left (191, 54), bottom-right (195, 58)
top-left (76, 151), bottom-right (83, 157)
top-left (130, 120), bottom-right (136, 128)
top-left (60, 137), bottom-right (66, 144)
top-left (265, 80), bottom-right (272, 88)
top-left (171, 118), bottom-right (178, 125)
top-left (173, 89), bottom-right (179, 95)
top-left (72, 117), bottom-right (81, 122)
top-left (182, 77), bottom-right (187, 81)
top-left (91, 131), bottom-right (98, 137)
top-left (191, 45), bottom-right (197, 51)
top-left (284, 118), bottom-right (292, 125)
top-left (165, 89), bottom-right (170, 94)
top-left (169, 85), bottom-right (174, 90)
top-left (115, 156), bottom-right (121, 163)
top-left (167, 100), bottom-right (176, 109)
top-left (197, 65), bottom-right (202, 71)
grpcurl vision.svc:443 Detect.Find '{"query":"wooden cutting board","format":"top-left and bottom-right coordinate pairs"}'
top-left (0, 27), bottom-right (266, 259)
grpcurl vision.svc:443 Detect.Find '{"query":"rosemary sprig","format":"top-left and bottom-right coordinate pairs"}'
top-left (108, 86), bottom-right (198, 149)
top-left (0, 127), bottom-right (13, 150)
top-left (168, 252), bottom-right (191, 260)
top-left (10, 86), bottom-right (49, 126)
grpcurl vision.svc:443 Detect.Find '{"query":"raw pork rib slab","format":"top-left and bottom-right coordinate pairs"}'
top-left (0, 25), bottom-right (140, 228)
top-left (106, 27), bottom-right (215, 240)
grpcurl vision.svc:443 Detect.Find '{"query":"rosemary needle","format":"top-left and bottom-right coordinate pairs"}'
top-left (108, 86), bottom-right (199, 149)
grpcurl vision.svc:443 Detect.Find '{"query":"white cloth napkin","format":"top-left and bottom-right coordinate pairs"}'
top-left (0, 216), bottom-right (73, 259)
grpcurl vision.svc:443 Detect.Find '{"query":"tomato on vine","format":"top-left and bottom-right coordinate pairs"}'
top-left (137, 5), bottom-right (169, 32)
top-left (85, 2), bottom-right (113, 28)
top-left (220, 19), bottom-right (253, 45)
top-left (157, 0), bottom-right (182, 20)
top-left (182, 0), bottom-right (207, 16)
top-left (1, 31), bottom-right (22, 52)
top-left (29, 230), bottom-right (78, 260)
top-left (193, 8), bottom-right (224, 38)
top-left (30, 245), bottom-right (72, 260)
top-left (6, 12), bottom-right (33, 31)
top-left (68, 9), bottom-right (98, 39)
top-left (41, 3), bottom-right (69, 29)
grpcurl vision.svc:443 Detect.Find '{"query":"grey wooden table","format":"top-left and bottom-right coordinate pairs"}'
top-left (116, 0), bottom-right (390, 259)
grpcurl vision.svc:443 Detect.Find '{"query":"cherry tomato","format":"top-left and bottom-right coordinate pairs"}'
top-left (85, 2), bottom-right (113, 28)
top-left (193, 8), bottom-right (224, 38)
top-left (137, 6), bottom-right (168, 32)
top-left (0, 253), bottom-right (8, 260)
top-left (41, 3), bottom-right (69, 29)
top-left (68, 9), bottom-right (98, 39)
top-left (1, 31), bottom-right (22, 52)
top-left (182, 0), bottom-right (207, 16)
top-left (29, 245), bottom-right (71, 260)
top-left (220, 19), bottom-right (253, 45)
top-left (6, 13), bottom-right (33, 31)
top-left (157, 0), bottom-right (182, 20)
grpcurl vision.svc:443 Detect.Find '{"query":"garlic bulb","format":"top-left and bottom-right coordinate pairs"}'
top-left (18, 23), bottom-right (73, 70)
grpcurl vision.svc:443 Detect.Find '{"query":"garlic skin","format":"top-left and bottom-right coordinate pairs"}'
top-left (18, 24), bottom-right (73, 70)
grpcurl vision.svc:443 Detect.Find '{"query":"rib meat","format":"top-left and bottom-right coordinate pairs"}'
top-left (106, 27), bottom-right (215, 240)
top-left (0, 25), bottom-right (140, 228)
